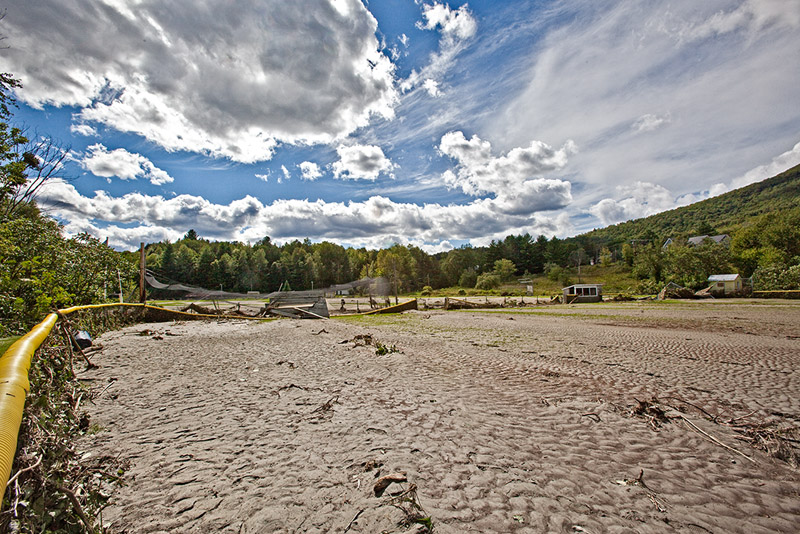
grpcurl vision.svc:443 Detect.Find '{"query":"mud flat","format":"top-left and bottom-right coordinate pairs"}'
top-left (79, 300), bottom-right (800, 533)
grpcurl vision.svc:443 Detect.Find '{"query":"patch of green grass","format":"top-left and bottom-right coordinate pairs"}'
top-left (0, 335), bottom-right (21, 355)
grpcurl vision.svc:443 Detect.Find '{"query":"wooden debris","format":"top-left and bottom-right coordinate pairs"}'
top-left (631, 398), bottom-right (671, 430)
top-left (374, 472), bottom-right (408, 497)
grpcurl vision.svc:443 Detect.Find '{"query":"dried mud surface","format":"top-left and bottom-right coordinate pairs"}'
top-left (80, 300), bottom-right (800, 533)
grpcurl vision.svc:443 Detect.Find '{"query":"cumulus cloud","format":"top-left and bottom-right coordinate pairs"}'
top-left (37, 180), bottom-right (572, 251)
top-left (439, 131), bottom-right (574, 213)
top-left (671, 139), bottom-right (800, 206)
top-left (417, 2), bottom-right (478, 41)
top-left (255, 173), bottom-right (270, 182)
top-left (589, 137), bottom-right (800, 227)
top-left (70, 123), bottom-right (98, 137)
top-left (0, 0), bottom-right (398, 162)
top-left (81, 144), bottom-right (173, 185)
top-left (332, 144), bottom-right (396, 181)
top-left (299, 161), bottom-right (323, 181)
top-left (401, 2), bottom-right (477, 94)
top-left (588, 182), bottom-right (681, 226)
top-left (423, 79), bottom-right (442, 97)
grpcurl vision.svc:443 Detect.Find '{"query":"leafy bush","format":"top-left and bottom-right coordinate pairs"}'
top-left (458, 269), bottom-right (477, 288)
top-left (0, 217), bottom-right (135, 336)
top-left (475, 273), bottom-right (501, 290)
top-left (1, 328), bottom-right (129, 532)
top-left (637, 278), bottom-right (662, 295)
top-left (753, 263), bottom-right (800, 290)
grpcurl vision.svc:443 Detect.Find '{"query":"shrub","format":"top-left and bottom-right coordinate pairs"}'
top-left (458, 269), bottom-right (477, 288)
top-left (475, 273), bottom-right (501, 290)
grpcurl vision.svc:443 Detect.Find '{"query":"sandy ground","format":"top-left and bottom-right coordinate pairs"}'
top-left (78, 300), bottom-right (800, 533)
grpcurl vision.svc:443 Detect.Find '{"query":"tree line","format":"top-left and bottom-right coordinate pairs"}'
top-left (143, 231), bottom-right (585, 297)
top-left (145, 201), bottom-right (800, 299)
top-left (3, 68), bottom-right (800, 335)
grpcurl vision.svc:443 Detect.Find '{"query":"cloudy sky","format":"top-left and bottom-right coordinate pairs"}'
top-left (2, 0), bottom-right (799, 251)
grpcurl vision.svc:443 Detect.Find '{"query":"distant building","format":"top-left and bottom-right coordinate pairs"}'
top-left (707, 274), bottom-right (742, 296)
top-left (688, 234), bottom-right (730, 246)
top-left (663, 234), bottom-right (730, 249)
top-left (562, 284), bottom-right (603, 303)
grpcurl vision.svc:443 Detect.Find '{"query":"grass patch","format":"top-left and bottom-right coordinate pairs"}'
top-left (0, 335), bottom-right (21, 355)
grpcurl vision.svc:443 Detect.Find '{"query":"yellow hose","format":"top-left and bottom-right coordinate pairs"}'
top-left (0, 313), bottom-right (57, 495)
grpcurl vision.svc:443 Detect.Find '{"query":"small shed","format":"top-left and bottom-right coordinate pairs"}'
top-left (707, 274), bottom-right (742, 296)
top-left (562, 284), bottom-right (603, 303)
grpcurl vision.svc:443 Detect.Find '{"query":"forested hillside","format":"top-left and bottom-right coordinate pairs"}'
top-left (577, 164), bottom-right (800, 248)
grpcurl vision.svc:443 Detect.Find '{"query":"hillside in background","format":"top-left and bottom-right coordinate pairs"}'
top-left (577, 163), bottom-right (800, 247)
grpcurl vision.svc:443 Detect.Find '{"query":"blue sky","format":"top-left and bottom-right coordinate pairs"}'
top-left (2, 0), bottom-right (799, 251)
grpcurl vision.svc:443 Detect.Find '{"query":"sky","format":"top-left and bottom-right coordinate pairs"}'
top-left (1, 0), bottom-right (799, 252)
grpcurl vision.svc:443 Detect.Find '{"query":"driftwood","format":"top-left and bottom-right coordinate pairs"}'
top-left (181, 303), bottom-right (223, 315)
top-left (373, 472), bottom-right (408, 497)
top-left (443, 297), bottom-right (500, 310)
top-left (658, 282), bottom-right (695, 300)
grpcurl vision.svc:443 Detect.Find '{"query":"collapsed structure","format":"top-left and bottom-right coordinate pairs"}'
top-left (145, 270), bottom-right (391, 319)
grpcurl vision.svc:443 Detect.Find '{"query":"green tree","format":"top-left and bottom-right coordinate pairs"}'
top-left (311, 241), bottom-right (350, 288)
top-left (376, 244), bottom-right (416, 300)
top-left (492, 258), bottom-right (516, 282)
top-left (475, 272), bottom-right (501, 290)
top-left (458, 268), bottom-right (478, 288)
top-left (632, 244), bottom-right (664, 282)
top-left (0, 217), bottom-right (133, 334)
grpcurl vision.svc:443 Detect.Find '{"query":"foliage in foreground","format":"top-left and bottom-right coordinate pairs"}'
top-left (0, 215), bottom-right (136, 336)
top-left (1, 309), bottom-right (140, 532)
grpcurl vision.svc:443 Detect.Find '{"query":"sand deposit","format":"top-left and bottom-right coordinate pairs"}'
top-left (78, 300), bottom-right (800, 533)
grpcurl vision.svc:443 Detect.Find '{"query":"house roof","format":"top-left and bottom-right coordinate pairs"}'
top-left (687, 234), bottom-right (729, 245)
top-left (708, 274), bottom-right (740, 282)
top-left (562, 284), bottom-right (603, 290)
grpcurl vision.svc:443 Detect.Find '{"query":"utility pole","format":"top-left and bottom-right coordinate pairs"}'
top-left (393, 258), bottom-right (399, 305)
top-left (138, 243), bottom-right (146, 303)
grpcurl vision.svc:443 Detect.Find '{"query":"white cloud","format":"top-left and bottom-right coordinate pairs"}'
top-left (70, 123), bottom-right (97, 137)
top-left (401, 2), bottom-right (477, 94)
top-left (490, 0), bottom-right (800, 221)
top-left (681, 0), bottom-right (800, 41)
top-left (37, 180), bottom-right (573, 251)
top-left (729, 140), bottom-right (800, 189)
top-left (632, 113), bottom-right (670, 133)
top-left (298, 161), bottom-right (323, 181)
top-left (417, 2), bottom-right (478, 41)
top-left (0, 0), bottom-right (398, 162)
top-left (332, 144), bottom-right (396, 181)
top-left (439, 131), bottom-right (574, 213)
top-left (588, 182), bottom-right (678, 226)
top-left (255, 173), bottom-right (270, 182)
top-left (589, 137), bottom-right (800, 226)
top-left (423, 79), bottom-right (442, 97)
top-left (81, 144), bottom-right (173, 185)
top-left (279, 165), bottom-right (291, 184)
